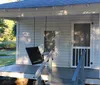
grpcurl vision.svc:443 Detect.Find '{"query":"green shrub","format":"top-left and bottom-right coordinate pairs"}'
top-left (0, 42), bottom-right (16, 49)
top-left (0, 43), bottom-right (6, 48)
top-left (9, 43), bottom-right (16, 49)
top-left (0, 54), bottom-right (8, 56)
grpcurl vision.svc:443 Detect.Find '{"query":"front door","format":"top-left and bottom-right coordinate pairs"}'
top-left (72, 23), bottom-right (91, 67)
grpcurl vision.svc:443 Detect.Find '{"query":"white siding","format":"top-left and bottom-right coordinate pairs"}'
top-left (16, 18), bottom-right (44, 64)
top-left (16, 14), bottom-right (99, 68)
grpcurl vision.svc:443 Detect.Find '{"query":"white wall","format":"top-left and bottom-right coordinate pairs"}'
top-left (16, 14), bottom-right (99, 68)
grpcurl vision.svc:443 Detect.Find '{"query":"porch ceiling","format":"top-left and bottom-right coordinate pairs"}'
top-left (0, 3), bottom-right (100, 18)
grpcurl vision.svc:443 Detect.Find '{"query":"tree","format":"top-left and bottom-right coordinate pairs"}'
top-left (0, 19), bottom-right (8, 41)
top-left (3, 19), bottom-right (15, 41)
top-left (0, 19), bottom-right (16, 42)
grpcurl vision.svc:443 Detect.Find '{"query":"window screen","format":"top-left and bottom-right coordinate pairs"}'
top-left (74, 23), bottom-right (90, 47)
top-left (44, 31), bottom-right (55, 52)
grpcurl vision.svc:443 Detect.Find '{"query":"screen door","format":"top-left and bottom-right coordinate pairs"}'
top-left (72, 23), bottom-right (91, 67)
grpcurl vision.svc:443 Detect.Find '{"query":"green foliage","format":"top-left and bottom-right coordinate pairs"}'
top-left (0, 43), bottom-right (5, 48)
top-left (3, 20), bottom-right (16, 41)
top-left (0, 19), bottom-right (7, 34)
top-left (0, 42), bottom-right (16, 49)
top-left (0, 19), bottom-right (8, 28)
top-left (0, 54), bottom-right (8, 56)
top-left (0, 50), bottom-right (16, 56)
top-left (0, 19), bottom-right (16, 42)
top-left (9, 42), bottom-right (16, 48)
top-left (0, 19), bottom-right (8, 40)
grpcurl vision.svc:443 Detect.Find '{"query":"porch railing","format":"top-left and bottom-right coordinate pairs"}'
top-left (72, 47), bottom-right (90, 67)
top-left (72, 49), bottom-right (86, 85)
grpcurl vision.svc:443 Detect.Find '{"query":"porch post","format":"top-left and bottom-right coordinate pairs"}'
top-left (16, 21), bottom-right (20, 64)
top-left (80, 50), bottom-right (85, 85)
top-left (48, 51), bottom-right (53, 83)
top-left (48, 56), bottom-right (52, 83)
top-left (37, 76), bottom-right (42, 85)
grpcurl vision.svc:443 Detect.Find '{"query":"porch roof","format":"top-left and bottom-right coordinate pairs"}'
top-left (0, 0), bottom-right (100, 9)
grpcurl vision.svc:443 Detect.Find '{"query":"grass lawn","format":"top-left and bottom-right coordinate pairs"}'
top-left (0, 49), bottom-right (16, 56)
top-left (0, 56), bottom-right (15, 67)
top-left (0, 49), bottom-right (16, 66)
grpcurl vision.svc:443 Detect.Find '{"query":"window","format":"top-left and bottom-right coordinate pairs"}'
top-left (44, 31), bottom-right (55, 52)
top-left (74, 23), bottom-right (90, 47)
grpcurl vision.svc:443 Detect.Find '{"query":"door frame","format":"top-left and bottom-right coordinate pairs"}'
top-left (71, 21), bottom-right (92, 68)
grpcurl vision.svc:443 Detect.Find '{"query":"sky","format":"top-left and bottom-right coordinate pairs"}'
top-left (0, 0), bottom-right (17, 4)
top-left (0, 0), bottom-right (8, 4)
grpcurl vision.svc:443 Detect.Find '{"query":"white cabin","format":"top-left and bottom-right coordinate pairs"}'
top-left (0, 0), bottom-right (100, 85)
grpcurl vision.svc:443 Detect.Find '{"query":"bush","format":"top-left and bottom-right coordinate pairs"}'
top-left (0, 54), bottom-right (8, 56)
top-left (0, 42), bottom-right (16, 49)
top-left (0, 43), bottom-right (5, 48)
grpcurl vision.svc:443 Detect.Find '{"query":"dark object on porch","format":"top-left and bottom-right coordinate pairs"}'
top-left (15, 78), bottom-right (45, 85)
top-left (26, 46), bottom-right (44, 64)
top-left (0, 77), bottom-right (45, 85)
top-left (85, 84), bottom-right (94, 85)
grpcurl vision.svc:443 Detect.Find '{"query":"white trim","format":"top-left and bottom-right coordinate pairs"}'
top-left (73, 47), bottom-right (90, 49)
top-left (0, 4), bottom-right (100, 17)
top-left (99, 14), bottom-right (100, 78)
top-left (16, 20), bottom-right (19, 64)
top-left (71, 22), bottom-right (92, 68)
top-left (71, 22), bottom-right (74, 67)
top-left (85, 78), bottom-right (100, 84)
top-left (90, 15), bottom-right (94, 68)
top-left (99, 14), bottom-right (100, 27)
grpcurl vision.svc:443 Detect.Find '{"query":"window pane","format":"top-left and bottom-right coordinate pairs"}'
top-left (44, 31), bottom-right (55, 52)
top-left (74, 23), bottom-right (90, 47)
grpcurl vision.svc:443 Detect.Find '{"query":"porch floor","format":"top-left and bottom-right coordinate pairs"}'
top-left (0, 67), bottom-right (99, 85)
top-left (44, 67), bottom-right (100, 85)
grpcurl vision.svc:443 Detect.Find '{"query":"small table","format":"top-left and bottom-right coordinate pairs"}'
top-left (0, 64), bottom-right (42, 85)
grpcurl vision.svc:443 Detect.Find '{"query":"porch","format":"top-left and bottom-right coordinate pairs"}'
top-left (15, 14), bottom-right (100, 85)
top-left (50, 67), bottom-right (100, 85)
top-left (0, 66), bottom-right (99, 85)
